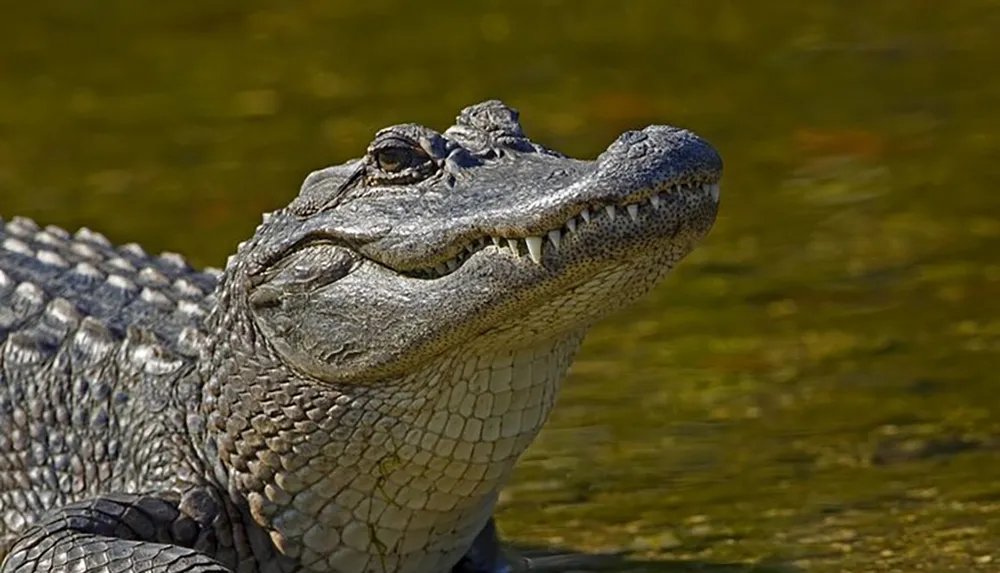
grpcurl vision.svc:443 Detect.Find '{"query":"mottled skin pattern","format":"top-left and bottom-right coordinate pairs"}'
top-left (0, 101), bottom-right (722, 573)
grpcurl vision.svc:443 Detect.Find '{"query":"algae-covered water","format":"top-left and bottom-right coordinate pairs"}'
top-left (1, 2), bottom-right (998, 571)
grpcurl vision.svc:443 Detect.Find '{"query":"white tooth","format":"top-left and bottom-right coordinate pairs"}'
top-left (465, 244), bottom-right (476, 254)
top-left (566, 218), bottom-right (577, 232)
top-left (435, 264), bottom-right (448, 275)
top-left (650, 194), bottom-right (662, 209)
top-left (507, 238), bottom-right (520, 256)
top-left (446, 259), bottom-right (458, 271)
top-left (547, 229), bottom-right (561, 249)
top-left (604, 205), bottom-right (616, 220)
top-left (525, 236), bottom-right (544, 264)
top-left (492, 236), bottom-right (502, 247)
top-left (626, 204), bottom-right (639, 222)
top-left (580, 209), bottom-right (591, 223)
top-left (710, 183), bottom-right (720, 202)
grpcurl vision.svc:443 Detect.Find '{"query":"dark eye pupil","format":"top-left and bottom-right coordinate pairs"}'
top-left (377, 148), bottom-right (411, 172)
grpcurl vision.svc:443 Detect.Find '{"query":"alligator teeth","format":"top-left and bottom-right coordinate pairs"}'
top-left (524, 236), bottom-right (543, 264)
top-left (547, 229), bottom-right (561, 249)
top-left (418, 179), bottom-right (719, 279)
top-left (507, 238), bottom-right (520, 256)
top-left (626, 204), bottom-right (639, 222)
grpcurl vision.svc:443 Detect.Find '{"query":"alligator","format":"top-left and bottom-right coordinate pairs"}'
top-left (0, 100), bottom-right (722, 573)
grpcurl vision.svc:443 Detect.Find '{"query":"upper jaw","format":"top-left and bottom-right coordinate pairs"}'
top-left (247, 116), bottom-right (722, 280)
top-left (399, 178), bottom-right (721, 279)
top-left (356, 124), bottom-right (723, 276)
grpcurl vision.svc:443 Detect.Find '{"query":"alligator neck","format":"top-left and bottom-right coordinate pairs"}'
top-left (198, 279), bottom-right (584, 570)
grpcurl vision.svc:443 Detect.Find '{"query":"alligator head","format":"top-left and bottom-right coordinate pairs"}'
top-left (229, 100), bottom-right (721, 383)
top-left (203, 100), bottom-right (722, 573)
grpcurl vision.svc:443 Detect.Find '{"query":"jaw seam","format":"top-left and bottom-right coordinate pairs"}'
top-left (400, 180), bottom-right (720, 279)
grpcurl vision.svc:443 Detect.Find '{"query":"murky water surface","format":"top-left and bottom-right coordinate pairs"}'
top-left (2, 2), bottom-right (998, 571)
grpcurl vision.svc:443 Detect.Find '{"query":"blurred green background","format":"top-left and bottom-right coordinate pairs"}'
top-left (1, 2), bottom-right (998, 571)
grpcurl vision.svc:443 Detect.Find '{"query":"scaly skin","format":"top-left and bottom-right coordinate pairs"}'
top-left (0, 100), bottom-right (722, 573)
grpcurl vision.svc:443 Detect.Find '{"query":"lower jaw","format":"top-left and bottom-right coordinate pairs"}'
top-left (478, 243), bottom-right (685, 351)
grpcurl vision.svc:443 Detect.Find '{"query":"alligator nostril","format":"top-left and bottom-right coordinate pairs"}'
top-left (627, 142), bottom-right (649, 159)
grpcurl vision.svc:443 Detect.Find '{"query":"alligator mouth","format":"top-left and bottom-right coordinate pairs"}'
top-left (401, 179), bottom-right (720, 280)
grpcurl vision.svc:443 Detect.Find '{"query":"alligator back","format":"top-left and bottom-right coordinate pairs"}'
top-left (0, 216), bottom-right (219, 555)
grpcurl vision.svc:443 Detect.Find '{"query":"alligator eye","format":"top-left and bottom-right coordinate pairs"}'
top-left (365, 131), bottom-right (436, 184)
top-left (375, 147), bottom-right (416, 173)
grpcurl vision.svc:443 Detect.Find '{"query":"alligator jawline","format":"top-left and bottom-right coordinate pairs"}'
top-left (399, 179), bottom-right (720, 280)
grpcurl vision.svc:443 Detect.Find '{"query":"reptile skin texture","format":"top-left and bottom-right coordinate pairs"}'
top-left (0, 100), bottom-right (722, 572)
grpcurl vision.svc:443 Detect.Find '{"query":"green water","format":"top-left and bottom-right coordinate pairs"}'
top-left (2, 2), bottom-right (998, 571)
